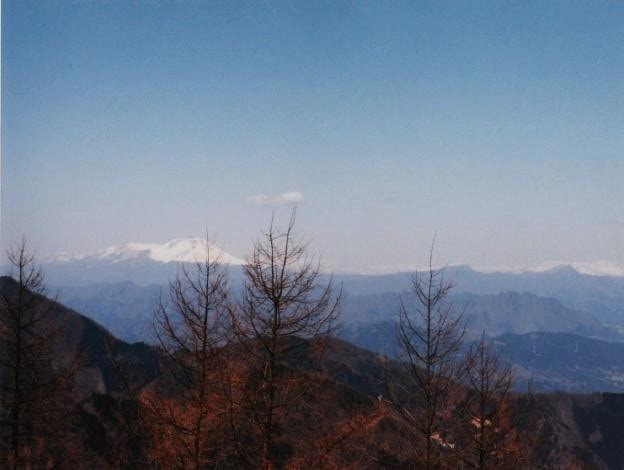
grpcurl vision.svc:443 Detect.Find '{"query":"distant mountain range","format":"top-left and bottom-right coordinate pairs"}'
top-left (43, 237), bottom-right (624, 281)
top-left (476, 260), bottom-right (624, 278)
top-left (342, 290), bottom-right (607, 338)
top-left (337, 265), bottom-right (624, 329)
top-left (36, 240), bottom-right (624, 326)
top-left (46, 238), bottom-right (245, 265)
top-left (17, 238), bottom-right (624, 393)
top-left (58, 281), bottom-right (612, 344)
top-left (55, 276), bottom-right (624, 393)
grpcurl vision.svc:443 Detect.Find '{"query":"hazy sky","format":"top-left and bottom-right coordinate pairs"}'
top-left (2, 0), bottom-right (623, 272)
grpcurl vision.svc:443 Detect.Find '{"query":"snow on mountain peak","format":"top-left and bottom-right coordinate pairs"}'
top-left (49, 238), bottom-right (245, 265)
top-left (474, 260), bottom-right (624, 278)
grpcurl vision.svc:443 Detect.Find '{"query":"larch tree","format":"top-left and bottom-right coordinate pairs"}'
top-left (148, 239), bottom-right (234, 469)
top-left (0, 239), bottom-right (80, 469)
top-left (459, 333), bottom-right (521, 469)
top-left (394, 245), bottom-right (466, 469)
top-left (230, 211), bottom-right (341, 469)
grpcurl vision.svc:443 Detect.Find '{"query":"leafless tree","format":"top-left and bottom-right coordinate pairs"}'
top-left (394, 244), bottom-right (466, 469)
top-left (148, 239), bottom-right (234, 469)
top-left (231, 210), bottom-right (341, 469)
top-left (459, 333), bottom-right (520, 469)
top-left (0, 239), bottom-right (81, 469)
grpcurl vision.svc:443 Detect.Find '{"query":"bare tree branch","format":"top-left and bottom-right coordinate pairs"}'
top-left (230, 209), bottom-right (342, 468)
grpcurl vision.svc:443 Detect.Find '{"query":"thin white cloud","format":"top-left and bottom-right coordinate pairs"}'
top-left (279, 192), bottom-right (304, 204)
top-left (247, 191), bottom-right (304, 207)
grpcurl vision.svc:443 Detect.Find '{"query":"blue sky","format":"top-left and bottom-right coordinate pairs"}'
top-left (2, 0), bottom-right (623, 272)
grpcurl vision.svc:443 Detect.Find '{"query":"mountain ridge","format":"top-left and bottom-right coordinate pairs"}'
top-left (41, 239), bottom-right (624, 278)
top-left (45, 238), bottom-right (245, 266)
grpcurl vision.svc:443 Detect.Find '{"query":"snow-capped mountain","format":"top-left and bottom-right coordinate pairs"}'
top-left (477, 261), bottom-right (624, 278)
top-left (48, 238), bottom-right (245, 266)
top-left (344, 261), bottom-right (624, 278)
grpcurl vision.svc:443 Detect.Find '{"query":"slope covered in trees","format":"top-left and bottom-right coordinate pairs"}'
top-left (2, 274), bottom-right (624, 467)
top-left (3, 226), bottom-right (624, 468)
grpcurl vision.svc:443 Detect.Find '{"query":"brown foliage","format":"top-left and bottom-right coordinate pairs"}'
top-left (456, 334), bottom-right (525, 469)
top-left (147, 239), bottom-right (240, 468)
